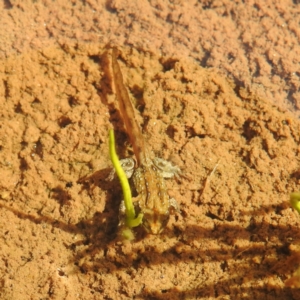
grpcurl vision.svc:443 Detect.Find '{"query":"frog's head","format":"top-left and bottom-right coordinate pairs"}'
top-left (142, 209), bottom-right (170, 234)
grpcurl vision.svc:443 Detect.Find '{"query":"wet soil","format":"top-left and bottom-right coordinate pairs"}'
top-left (1, 1), bottom-right (300, 299)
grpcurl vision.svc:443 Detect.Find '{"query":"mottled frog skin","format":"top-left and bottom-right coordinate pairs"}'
top-left (111, 48), bottom-right (179, 234)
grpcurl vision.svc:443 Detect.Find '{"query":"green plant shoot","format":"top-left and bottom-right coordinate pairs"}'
top-left (290, 192), bottom-right (300, 215)
top-left (109, 129), bottom-right (143, 230)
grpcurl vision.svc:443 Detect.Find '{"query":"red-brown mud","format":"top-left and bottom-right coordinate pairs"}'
top-left (1, 1), bottom-right (300, 299)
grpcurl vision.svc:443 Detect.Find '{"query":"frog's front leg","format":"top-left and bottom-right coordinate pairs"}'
top-left (153, 158), bottom-right (181, 214)
top-left (169, 197), bottom-right (180, 214)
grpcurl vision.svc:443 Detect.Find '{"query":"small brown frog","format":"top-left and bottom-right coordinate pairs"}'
top-left (111, 48), bottom-right (179, 234)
